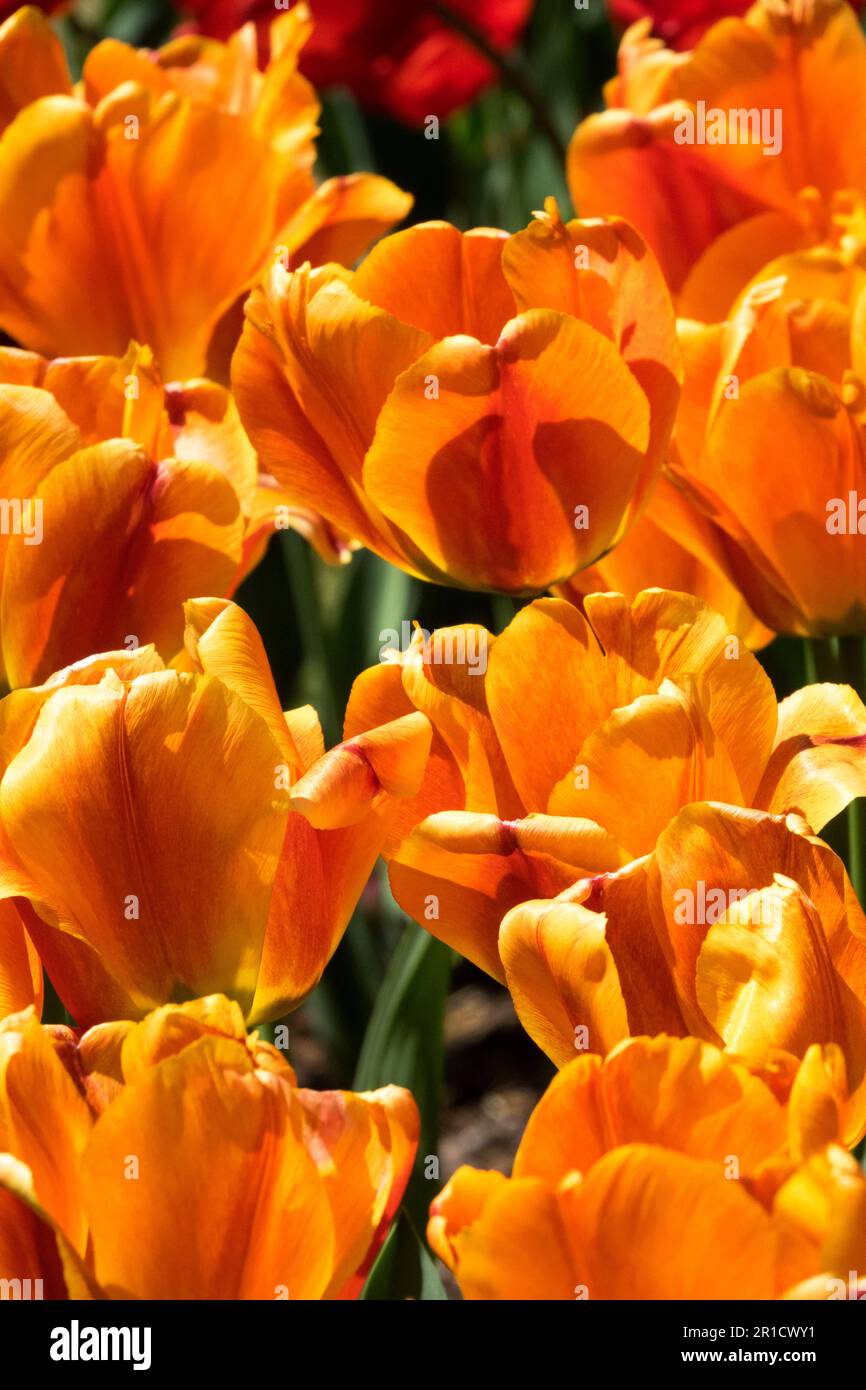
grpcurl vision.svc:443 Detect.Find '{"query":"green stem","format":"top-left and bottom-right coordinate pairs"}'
top-left (808, 636), bottom-right (866, 905)
top-left (430, 2), bottom-right (568, 166)
top-left (838, 636), bottom-right (866, 905)
top-left (280, 532), bottom-right (341, 747)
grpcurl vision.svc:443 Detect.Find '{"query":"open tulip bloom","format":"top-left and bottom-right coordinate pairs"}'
top-left (4, 0), bottom-right (866, 1321)
top-left (430, 1034), bottom-right (866, 1299)
top-left (0, 996), bottom-right (418, 1298)
top-left (348, 590), bottom-right (866, 1083)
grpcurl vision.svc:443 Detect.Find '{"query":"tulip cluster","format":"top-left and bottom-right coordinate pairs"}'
top-left (1, 0), bottom-right (866, 1307)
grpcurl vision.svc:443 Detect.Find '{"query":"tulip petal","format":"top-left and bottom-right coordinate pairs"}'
top-left (296, 1084), bottom-right (418, 1299)
top-left (755, 683), bottom-right (866, 831)
top-left (549, 683), bottom-right (743, 857)
top-left (0, 1011), bottom-right (92, 1253)
top-left (583, 588), bottom-right (778, 800)
top-left (389, 811), bottom-right (622, 981)
top-left (280, 173), bottom-right (413, 271)
top-left (430, 1170), bottom-right (576, 1300)
top-left (485, 598), bottom-right (612, 812)
top-left (498, 897), bottom-right (631, 1066)
top-left (0, 899), bottom-right (41, 1020)
top-left (0, 93), bottom-right (279, 377)
top-left (558, 1144), bottom-right (814, 1299)
top-left (1, 443), bottom-right (243, 686)
top-left (0, 8), bottom-right (70, 136)
top-left (364, 309), bottom-right (651, 592)
top-left (514, 1037), bottom-right (787, 1183)
top-left (81, 1036), bottom-right (336, 1298)
top-left (0, 667), bottom-right (290, 1025)
top-left (352, 221), bottom-right (514, 345)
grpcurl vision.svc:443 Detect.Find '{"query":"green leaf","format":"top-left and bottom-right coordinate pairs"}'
top-left (360, 1210), bottom-right (448, 1301)
top-left (354, 920), bottom-right (452, 1228)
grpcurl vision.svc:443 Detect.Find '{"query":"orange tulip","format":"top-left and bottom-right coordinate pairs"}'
top-left (232, 198), bottom-right (682, 593)
top-left (429, 1034), bottom-right (866, 1299)
top-left (668, 257), bottom-right (866, 634)
top-left (567, 0), bottom-right (866, 315)
top-left (0, 341), bottom-right (346, 686)
top-left (499, 806), bottom-right (866, 1107)
top-left (0, 996), bottom-right (418, 1298)
top-left (346, 588), bottom-right (866, 978)
top-left (0, 6), bottom-right (411, 378)
top-left (0, 598), bottom-right (431, 1028)
top-left (0, 342), bottom-right (278, 687)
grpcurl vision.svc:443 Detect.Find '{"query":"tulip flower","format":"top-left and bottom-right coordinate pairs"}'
top-left (668, 261), bottom-right (866, 635)
top-left (568, 0), bottom-right (866, 310)
top-left (429, 1034), bottom-right (866, 1299)
top-left (0, 598), bottom-right (432, 1028)
top-left (0, 996), bottom-right (418, 1298)
top-left (345, 589), bottom-right (866, 979)
top-left (233, 199), bottom-right (682, 594)
top-left (499, 806), bottom-right (866, 1103)
top-left (180, 0), bottom-right (534, 127)
top-left (0, 341), bottom-right (347, 686)
top-left (0, 6), bottom-right (411, 378)
top-left (0, 343), bottom-right (285, 687)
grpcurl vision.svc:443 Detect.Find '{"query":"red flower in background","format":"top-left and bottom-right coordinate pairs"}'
top-left (606, 0), bottom-right (863, 49)
top-left (0, 0), bottom-right (63, 17)
top-left (181, 0), bottom-right (533, 125)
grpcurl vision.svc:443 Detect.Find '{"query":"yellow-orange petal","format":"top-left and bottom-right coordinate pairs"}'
top-left (296, 1084), bottom-right (418, 1299)
top-left (513, 1036), bottom-right (788, 1183)
top-left (0, 1010), bottom-right (92, 1253)
top-left (431, 1171), bottom-right (576, 1300)
top-left (0, 900), bottom-right (41, 1020)
top-left (755, 683), bottom-right (866, 832)
top-left (280, 173), bottom-right (413, 271)
top-left (1, 443), bottom-right (243, 686)
top-left (558, 1144), bottom-right (814, 1299)
top-left (485, 598), bottom-right (612, 812)
top-left (0, 666), bottom-right (290, 1025)
top-left (80, 1036), bottom-right (336, 1298)
top-left (498, 897), bottom-right (631, 1066)
top-left (389, 811), bottom-right (623, 981)
top-left (0, 8), bottom-right (71, 137)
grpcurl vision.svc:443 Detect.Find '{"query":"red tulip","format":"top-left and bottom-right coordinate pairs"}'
top-left (181, 0), bottom-right (534, 126)
top-left (606, 0), bottom-right (863, 50)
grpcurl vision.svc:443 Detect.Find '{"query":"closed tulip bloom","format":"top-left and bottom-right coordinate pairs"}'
top-left (429, 1034), bottom-right (866, 1299)
top-left (345, 589), bottom-right (866, 978)
top-left (0, 6), bottom-right (411, 378)
top-left (0, 997), bottom-right (418, 1298)
top-left (568, 0), bottom-right (866, 314)
top-left (0, 598), bottom-right (431, 1027)
top-left (232, 198), bottom-right (682, 594)
top-left (670, 262), bottom-right (866, 634)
